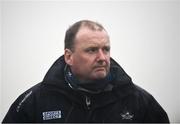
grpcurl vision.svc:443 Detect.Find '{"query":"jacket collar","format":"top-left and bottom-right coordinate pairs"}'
top-left (43, 55), bottom-right (132, 84)
top-left (42, 55), bottom-right (134, 107)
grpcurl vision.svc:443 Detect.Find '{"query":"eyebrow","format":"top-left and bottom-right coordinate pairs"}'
top-left (86, 41), bottom-right (110, 46)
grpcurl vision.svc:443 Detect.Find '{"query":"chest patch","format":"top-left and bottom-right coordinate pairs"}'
top-left (120, 111), bottom-right (134, 120)
top-left (42, 110), bottom-right (61, 120)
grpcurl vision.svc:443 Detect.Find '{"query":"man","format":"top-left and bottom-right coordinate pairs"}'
top-left (3, 20), bottom-right (169, 123)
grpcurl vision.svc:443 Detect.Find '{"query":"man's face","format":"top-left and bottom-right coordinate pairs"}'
top-left (65, 27), bottom-right (110, 82)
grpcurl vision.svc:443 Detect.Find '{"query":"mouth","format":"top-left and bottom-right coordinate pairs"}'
top-left (94, 66), bottom-right (106, 71)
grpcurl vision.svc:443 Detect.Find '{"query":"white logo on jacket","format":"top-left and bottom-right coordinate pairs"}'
top-left (120, 111), bottom-right (134, 120)
top-left (42, 110), bottom-right (61, 120)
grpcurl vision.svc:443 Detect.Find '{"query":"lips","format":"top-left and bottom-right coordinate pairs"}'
top-left (94, 66), bottom-right (106, 71)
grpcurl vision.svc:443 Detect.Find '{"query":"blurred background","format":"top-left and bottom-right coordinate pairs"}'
top-left (0, 0), bottom-right (180, 122)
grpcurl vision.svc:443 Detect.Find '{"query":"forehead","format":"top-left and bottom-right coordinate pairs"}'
top-left (75, 27), bottom-right (110, 45)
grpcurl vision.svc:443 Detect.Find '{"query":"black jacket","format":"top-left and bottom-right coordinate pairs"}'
top-left (3, 56), bottom-right (169, 123)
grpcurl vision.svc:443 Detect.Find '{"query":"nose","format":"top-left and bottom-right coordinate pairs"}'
top-left (97, 49), bottom-right (106, 61)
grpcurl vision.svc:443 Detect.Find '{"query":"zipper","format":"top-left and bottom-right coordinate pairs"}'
top-left (85, 95), bottom-right (94, 122)
top-left (85, 95), bottom-right (91, 109)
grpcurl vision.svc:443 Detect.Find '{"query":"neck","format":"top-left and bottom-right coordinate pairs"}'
top-left (64, 64), bottom-right (113, 93)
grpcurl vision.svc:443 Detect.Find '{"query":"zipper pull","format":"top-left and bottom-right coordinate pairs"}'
top-left (85, 96), bottom-right (91, 109)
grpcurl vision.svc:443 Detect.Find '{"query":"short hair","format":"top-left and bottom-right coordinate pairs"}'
top-left (64, 20), bottom-right (106, 50)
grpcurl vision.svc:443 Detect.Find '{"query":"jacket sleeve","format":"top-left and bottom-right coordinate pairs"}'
top-left (2, 90), bottom-right (35, 123)
top-left (143, 95), bottom-right (170, 123)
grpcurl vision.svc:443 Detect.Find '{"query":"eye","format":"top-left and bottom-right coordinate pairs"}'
top-left (103, 46), bottom-right (110, 52)
top-left (85, 47), bottom-right (98, 53)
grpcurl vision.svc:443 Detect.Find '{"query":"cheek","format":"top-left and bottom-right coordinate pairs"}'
top-left (72, 57), bottom-right (94, 76)
top-left (73, 55), bottom-right (92, 68)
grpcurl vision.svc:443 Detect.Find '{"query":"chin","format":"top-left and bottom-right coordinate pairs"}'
top-left (92, 73), bottom-right (107, 80)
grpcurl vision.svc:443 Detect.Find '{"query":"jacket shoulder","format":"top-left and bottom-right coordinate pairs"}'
top-left (2, 82), bottom-right (42, 122)
top-left (133, 84), bottom-right (153, 102)
top-left (133, 84), bottom-right (169, 123)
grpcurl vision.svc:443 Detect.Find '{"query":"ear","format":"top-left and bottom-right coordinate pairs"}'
top-left (64, 49), bottom-right (73, 65)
